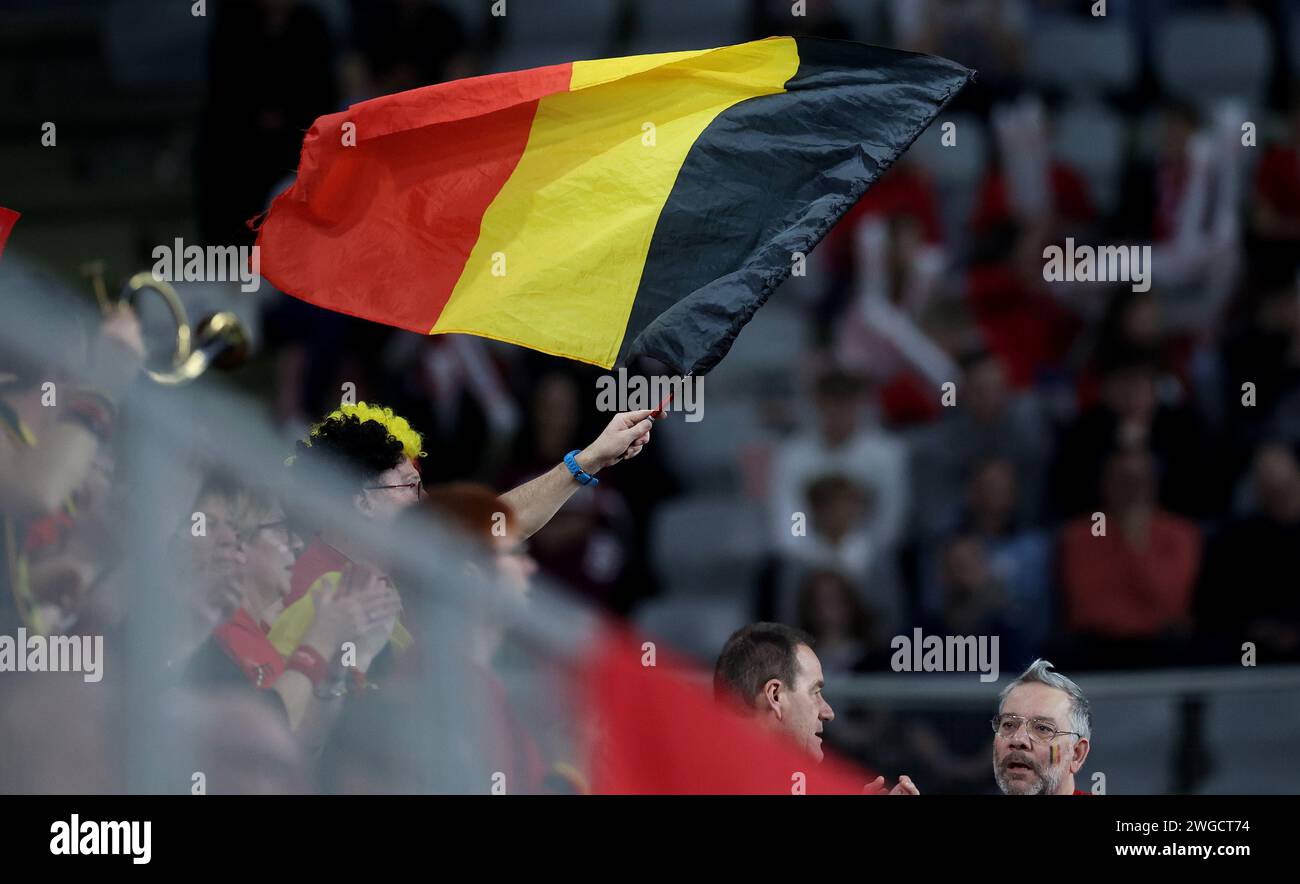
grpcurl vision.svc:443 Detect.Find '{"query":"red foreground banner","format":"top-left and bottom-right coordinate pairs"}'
top-left (581, 627), bottom-right (874, 795)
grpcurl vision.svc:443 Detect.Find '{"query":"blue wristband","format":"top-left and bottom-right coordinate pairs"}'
top-left (563, 449), bottom-right (599, 486)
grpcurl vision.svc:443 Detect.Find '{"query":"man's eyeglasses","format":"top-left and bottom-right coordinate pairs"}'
top-left (365, 480), bottom-right (422, 501)
top-left (991, 714), bottom-right (1080, 744)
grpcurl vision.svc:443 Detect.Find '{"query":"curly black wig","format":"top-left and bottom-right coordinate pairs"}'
top-left (292, 402), bottom-right (425, 480)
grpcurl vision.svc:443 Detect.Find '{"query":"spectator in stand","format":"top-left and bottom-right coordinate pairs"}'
top-left (801, 475), bottom-right (875, 575)
top-left (966, 102), bottom-right (1094, 388)
top-left (420, 483), bottom-right (538, 662)
top-left (795, 569), bottom-right (886, 675)
top-left (770, 367), bottom-right (909, 567)
top-left (522, 486), bottom-right (636, 612)
top-left (23, 445), bottom-right (127, 636)
top-left (1074, 288), bottom-right (1196, 413)
top-left (913, 350), bottom-right (1051, 539)
top-left (169, 476), bottom-right (251, 675)
top-left (989, 659), bottom-right (1092, 795)
top-left (819, 159), bottom-right (946, 338)
top-left (0, 294), bottom-right (143, 637)
top-left (1051, 354), bottom-right (1220, 520)
top-left (1251, 95), bottom-right (1300, 276)
top-left (904, 525), bottom-right (1036, 796)
top-left (1058, 448), bottom-right (1202, 668)
top-left (821, 157), bottom-right (946, 330)
top-left (1197, 441), bottom-right (1300, 663)
top-left (793, 568), bottom-right (902, 775)
top-left (887, 0), bottom-right (1029, 114)
top-left (1119, 99), bottom-right (1198, 244)
top-left (768, 366), bottom-right (909, 630)
top-left (1220, 273), bottom-right (1300, 467)
top-left (817, 160), bottom-right (955, 426)
top-left (180, 473), bottom-right (407, 752)
top-left (1119, 99), bottom-right (1242, 325)
top-left (921, 457), bottom-right (1052, 659)
top-left (391, 483), bottom-right (559, 792)
top-left (775, 473), bottom-right (904, 639)
top-left (926, 532), bottom-right (1031, 670)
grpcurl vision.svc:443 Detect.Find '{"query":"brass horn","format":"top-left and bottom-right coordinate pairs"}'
top-left (82, 262), bottom-right (250, 385)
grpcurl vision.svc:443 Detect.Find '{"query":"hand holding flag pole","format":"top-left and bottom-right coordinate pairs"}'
top-left (612, 393), bottom-right (670, 464)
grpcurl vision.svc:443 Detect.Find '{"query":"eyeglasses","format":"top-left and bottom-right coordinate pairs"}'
top-left (365, 480), bottom-right (422, 501)
top-left (991, 714), bottom-right (1080, 744)
top-left (237, 520), bottom-right (291, 545)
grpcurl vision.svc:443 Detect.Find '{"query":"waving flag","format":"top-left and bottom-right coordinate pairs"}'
top-left (255, 37), bottom-right (970, 374)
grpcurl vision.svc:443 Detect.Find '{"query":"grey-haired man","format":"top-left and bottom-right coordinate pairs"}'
top-left (991, 659), bottom-right (1092, 795)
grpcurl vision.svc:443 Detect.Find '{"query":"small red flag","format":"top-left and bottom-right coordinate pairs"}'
top-left (0, 207), bottom-right (19, 261)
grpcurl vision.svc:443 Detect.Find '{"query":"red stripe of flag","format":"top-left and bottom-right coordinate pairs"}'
top-left (256, 64), bottom-right (572, 333)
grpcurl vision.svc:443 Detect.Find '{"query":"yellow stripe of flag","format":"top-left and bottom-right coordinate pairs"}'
top-left (430, 37), bottom-right (801, 368)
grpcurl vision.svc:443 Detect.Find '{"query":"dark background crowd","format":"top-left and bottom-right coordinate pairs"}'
top-left (3, 0), bottom-right (1300, 794)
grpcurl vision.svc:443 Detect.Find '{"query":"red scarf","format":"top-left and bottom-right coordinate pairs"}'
top-left (214, 607), bottom-right (284, 688)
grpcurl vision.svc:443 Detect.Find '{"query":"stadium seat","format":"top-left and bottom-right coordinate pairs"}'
top-left (628, 0), bottom-right (748, 55)
top-left (656, 401), bottom-right (767, 492)
top-left (1155, 11), bottom-right (1272, 109)
top-left (648, 494), bottom-right (766, 595)
top-left (1027, 16), bottom-right (1137, 98)
top-left (633, 594), bottom-right (750, 664)
top-left (704, 303), bottom-right (813, 400)
top-left (1052, 102), bottom-right (1128, 217)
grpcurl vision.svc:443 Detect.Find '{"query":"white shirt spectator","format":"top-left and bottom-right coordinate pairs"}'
top-left (769, 423), bottom-right (910, 567)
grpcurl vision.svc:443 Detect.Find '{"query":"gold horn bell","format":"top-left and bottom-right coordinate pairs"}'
top-left (84, 261), bottom-right (250, 385)
top-left (123, 273), bottom-right (249, 385)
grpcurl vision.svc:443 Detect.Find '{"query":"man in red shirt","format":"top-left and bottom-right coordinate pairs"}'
top-left (992, 659), bottom-right (1092, 795)
top-left (1059, 448), bottom-right (1202, 642)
